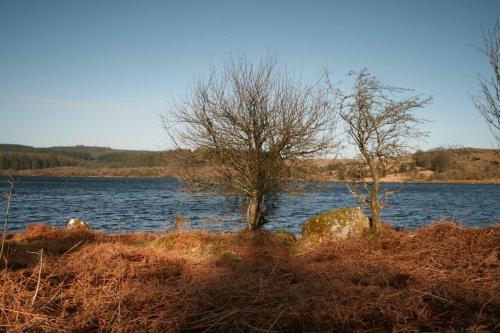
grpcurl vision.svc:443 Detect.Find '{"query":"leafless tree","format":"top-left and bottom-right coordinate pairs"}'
top-left (472, 20), bottom-right (500, 144)
top-left (164, 54), bottom-right (335, 230)
top-left (327, 69), bottom-right (431, 234)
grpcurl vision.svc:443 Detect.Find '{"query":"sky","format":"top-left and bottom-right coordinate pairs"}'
top-left (0, 0), bottom-right (499, 153)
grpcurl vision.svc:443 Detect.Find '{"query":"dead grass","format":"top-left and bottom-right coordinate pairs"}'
top-left (0, 222), bottom-right (499, 332)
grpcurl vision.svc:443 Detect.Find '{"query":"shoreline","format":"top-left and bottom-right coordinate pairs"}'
top-left (5, 218), bottom-right (500, 238)
top-left (3, 169), bottom-right (500, 185)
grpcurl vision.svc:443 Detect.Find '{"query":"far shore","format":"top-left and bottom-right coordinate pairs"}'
top-left (2, 166), bottom-right (500, 184)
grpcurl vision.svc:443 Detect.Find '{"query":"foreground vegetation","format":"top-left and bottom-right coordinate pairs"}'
top-left (1, 222), bottom-right (499, 331)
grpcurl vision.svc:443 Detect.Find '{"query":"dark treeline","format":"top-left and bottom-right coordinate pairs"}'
top-left (0, 145), bottom-right (188, 170)
top-left (0, 145), bottom-right (94, 160)
top-left (0, 153), bottom-right (80, 170)
top-left (97, 152), bottom-right (165, 168)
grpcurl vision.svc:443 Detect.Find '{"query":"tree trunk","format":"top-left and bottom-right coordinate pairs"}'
top-left (370, 204), bottom-right (380, 235)
top-left (246, 191), bottom-right (263, 231)
top-left (370, 178), bottom-right (380, 235)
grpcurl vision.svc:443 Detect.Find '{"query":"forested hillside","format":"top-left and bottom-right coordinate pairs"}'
top-left (1, 144), bottom-right (498, 182)
top-left (0, 145), bottom-right (172, 170)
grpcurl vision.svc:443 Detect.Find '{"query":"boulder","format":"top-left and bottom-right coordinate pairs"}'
top-left (67, 218), bottom-right (90, 230)
top-left (301, 207), bottom-right (370, 240)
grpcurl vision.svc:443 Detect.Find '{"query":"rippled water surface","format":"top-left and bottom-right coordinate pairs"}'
top-left (3, 177), bottom-right (499, 234)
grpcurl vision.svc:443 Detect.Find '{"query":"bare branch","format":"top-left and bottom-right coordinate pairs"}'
top-left (471, 20), bottom-right (500, 144)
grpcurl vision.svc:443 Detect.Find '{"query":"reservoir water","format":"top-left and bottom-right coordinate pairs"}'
top-left (3, 177), bottom-right (499, 234)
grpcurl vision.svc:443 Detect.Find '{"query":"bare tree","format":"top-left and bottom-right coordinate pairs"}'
top-left (164, 54), bottom-right (334, 231)
top-left (328, 69), bottom-right (431, 234)
top-left (472, 20), bottom-right (500, 144)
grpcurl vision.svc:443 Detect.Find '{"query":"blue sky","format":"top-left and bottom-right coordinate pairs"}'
top-left (0, 0), bottom-right (498, 152)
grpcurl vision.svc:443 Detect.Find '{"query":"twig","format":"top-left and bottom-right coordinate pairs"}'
top-left (31, 249), bottom-right (44, 306)
top-left (410, 288), bottom-right (457, 304)
top-left (0, 176), bottom-right (15, 263)
top-left (61, 240), bottom-right (83, 256)
top-left (0, 307), bottom-right (49, 317)
top-left (267, 307), bottom-right (285, 332)
top-left (39, 281), bottom-right (65, 312)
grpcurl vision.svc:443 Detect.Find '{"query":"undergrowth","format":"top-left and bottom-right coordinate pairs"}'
top-left (0, 222), bottom-right (498, 331)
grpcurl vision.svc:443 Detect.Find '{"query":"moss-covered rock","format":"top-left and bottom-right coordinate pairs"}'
top-left (301, 207), bottom-right (370, 240)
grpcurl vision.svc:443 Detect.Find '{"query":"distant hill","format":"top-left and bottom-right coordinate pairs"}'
top-left (47, 145), bottom-right (117, 158)
top-left (0, 144), bottom-right (126, 158)
top-left (0, 144), bottom-right (37, 151)
top-left (409, 147), bottom-right (499, 181)
top-left (1, 144), bottom-right (498, 182)
top-left (0, 145), bottom-right (174, 171)
top-left (309, 147), bottom-right (500, 183)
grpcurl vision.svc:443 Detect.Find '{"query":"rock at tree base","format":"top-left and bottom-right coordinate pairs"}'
top-left (67, 218), bottom-right (90, 230)
top-left (301, 207), bottom-right (370, 240)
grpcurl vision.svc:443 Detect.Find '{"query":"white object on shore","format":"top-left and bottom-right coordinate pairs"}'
top-left (67, 218), bottom-right (90, 229)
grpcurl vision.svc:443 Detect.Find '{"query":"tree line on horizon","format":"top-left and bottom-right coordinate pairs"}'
top-left (0, 149), bottom-right (178, 170)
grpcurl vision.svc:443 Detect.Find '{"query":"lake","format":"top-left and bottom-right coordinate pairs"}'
top-left (2, 176), bottom-right (499, 234)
